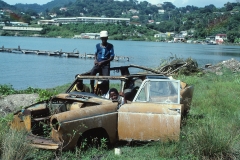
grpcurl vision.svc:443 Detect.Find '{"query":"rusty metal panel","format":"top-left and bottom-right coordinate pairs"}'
top-left (118, 103), bottom-right (181, 141)
top-left (23, 115), bottom-right (31, 131)
top-left (50, 103), bottom-right (118, 150)
top-left (11, 111), bottom-right (31, 131)
top-left (51, 112), bottom-right (118, 150)
top-left (11, 114), bottom-right (26, 130)
top-left (50, 103), bottom-right (118, 124)
top-left (180, 85), bottom-right (194, 115)
top-left (27, 134), bottom-right (60, 150)
top-left (119, 103), bottom-right (181, 114)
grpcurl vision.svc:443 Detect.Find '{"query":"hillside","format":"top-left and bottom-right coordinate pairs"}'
top-left (14, 0), bottom-right (76, 13)
top-left (1, 0), bottom-right (240, 42)
top-left (0, 0), bottom-right (17, 10)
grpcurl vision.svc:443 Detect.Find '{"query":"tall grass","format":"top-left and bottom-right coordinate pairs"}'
top-left (0, 114), bottom-right (33, 160)
top-left (1, 129), bottom-right (33, 160)
top-left (178, 69), bottom-right (240, 159)
top-left (0, 115), bottom-right (12, 155)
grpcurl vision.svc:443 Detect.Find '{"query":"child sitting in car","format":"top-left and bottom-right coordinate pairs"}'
top-left (108, 88), bottom-right (124, 109)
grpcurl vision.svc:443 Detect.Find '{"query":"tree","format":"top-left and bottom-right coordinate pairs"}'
top-left (9, 13), bottom-right (21, 21)
top-left (227, 31), bottom-right (240, 43)
top-left (225, 2), bottom-right (233, 11)
top-left (20, 15), bottom-right (32, 24)
top-left (162, 2), bottom-right (176, 11)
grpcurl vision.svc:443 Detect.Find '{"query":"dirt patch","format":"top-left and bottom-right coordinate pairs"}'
top-left (0, 94), bottom-right (39, 115)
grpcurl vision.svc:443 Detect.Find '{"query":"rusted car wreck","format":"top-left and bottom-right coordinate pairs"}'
top-left (11, 65), bottom-right (194, 150)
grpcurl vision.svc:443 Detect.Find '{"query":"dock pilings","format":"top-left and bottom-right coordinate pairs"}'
top-left (0, 45), bottom-right (130, 61)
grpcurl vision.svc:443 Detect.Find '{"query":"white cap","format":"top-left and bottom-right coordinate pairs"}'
top-left (100, 31), bottom-right (108, 37)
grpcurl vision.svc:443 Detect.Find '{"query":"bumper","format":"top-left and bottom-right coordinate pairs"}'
top-left (27, 134), bottom-right (61, 150)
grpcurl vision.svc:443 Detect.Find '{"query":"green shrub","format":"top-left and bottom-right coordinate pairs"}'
top-left (0, 84), bottom-right (16, 95)
top-left (37, 89), bottom-right (58, 101)
top-left (18, 87), bottom-right (41, 94)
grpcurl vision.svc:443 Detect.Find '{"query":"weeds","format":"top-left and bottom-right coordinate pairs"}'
top-left (183, 119), bottom-right (231, 158)
top-left (1, 129), bottom-right (32, 160)
top-left (39, 121), bottom-right (52, 137)
top-left (0, 114), bottom-right (13, 155)
top-left (179, 69), bottom-right (240, 159)
top-left (0, 84), bottom-right (16, 95)
top-left (37, 89), bottom-right (58, 101)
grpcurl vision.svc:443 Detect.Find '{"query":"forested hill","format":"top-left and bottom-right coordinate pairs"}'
top-left (0, 0), bottom-right (17, 10)
top-left (2, 0), bottom-right (240, 42)
top-left (14, 0), bottom-right (76, 13)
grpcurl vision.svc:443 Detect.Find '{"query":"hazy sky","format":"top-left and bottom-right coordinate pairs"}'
top-left (4, 0), bottom-right (237, 8)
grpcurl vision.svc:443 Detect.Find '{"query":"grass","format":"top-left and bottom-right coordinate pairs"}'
top-left (177, 69), bottom-right (240, 159)
top-left (0, 68), bottom-right (239, 159)
top-left (1, 129), bottom-right (33, 160)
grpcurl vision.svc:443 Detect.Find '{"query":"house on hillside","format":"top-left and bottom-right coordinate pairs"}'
top-left (206, 36), bottom-right (215, 41)
top-left (180, 31), bottom-right (188, 37)
top-left (215, 34), bottom-right (227, 44)
top-left (60, 7), bottom-right (68, 12)
top-left (49, 13), bottom-right (57, 18)
top-left (148, 20), bottom-right (154, 24)
top-left (156, 3), bottom-right (163, 7)
top-left (10, 22), bottom-right (28, 26)
top-left (174, 34), bottom-right (185, 42)
top-left (206, 34), bottom-right (227, 44)
top-left (166, 32), bottom-right (175, 37)
top-left (129, 9), bottom-right (139, 14)
top-left (158, 10), bottom-right (165, 14)
top-left (79, 33), bottom-right (100, 39)
top-left (132, 16), bottom-right (139, 19)
top-left (154, 33), bottom-right (167, 41)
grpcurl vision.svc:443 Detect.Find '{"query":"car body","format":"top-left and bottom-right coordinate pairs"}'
top-left (11, 65), bottom-right (194, 150)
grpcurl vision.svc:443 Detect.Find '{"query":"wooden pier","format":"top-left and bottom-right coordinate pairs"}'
top-left (0, 46), bottom-right (130, 61)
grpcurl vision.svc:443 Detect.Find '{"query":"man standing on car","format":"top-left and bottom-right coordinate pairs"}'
top-left (90, 30), bottom-right (115, 93)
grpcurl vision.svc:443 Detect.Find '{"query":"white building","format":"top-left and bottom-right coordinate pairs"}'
top-left (154, 33), bottom-right (167, 40)
top-left (38, 17), bottom-right (130, 25)
top-left (180, 31), bottom-right (188, 37)
top-left (215, 34), bottom-right (227, 44)
top-left (158, 10), bottom-right (165, 14)
top-left (3, 26), bottom-right (42, 31)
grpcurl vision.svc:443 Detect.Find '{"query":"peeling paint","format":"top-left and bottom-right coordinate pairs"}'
top-left (118, 103), bottom-right (181, 141)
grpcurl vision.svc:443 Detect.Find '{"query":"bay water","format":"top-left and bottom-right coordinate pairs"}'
top-left (1, 36), bottom-right (240, 90)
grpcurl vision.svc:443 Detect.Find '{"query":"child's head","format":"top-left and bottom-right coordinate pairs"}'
top-left (76, 79), bottom-right (83, 88)
top-left (109, 88), bottom-right (119, 100)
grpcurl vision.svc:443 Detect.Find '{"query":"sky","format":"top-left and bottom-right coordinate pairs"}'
top-left (4, 0), bottom-right (237, 8)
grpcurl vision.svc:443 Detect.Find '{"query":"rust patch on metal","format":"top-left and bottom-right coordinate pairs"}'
top-left (118, 103), bottom-right (181, 141)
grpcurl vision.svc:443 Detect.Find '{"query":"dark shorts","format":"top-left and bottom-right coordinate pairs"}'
top-left (90, 65), bottom-right (110, 94)
top-left (90, 65), bottom-right (110, 76)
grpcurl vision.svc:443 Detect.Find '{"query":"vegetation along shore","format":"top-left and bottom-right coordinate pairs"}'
top-left (0, 58), bottom-right (239, 159)
top-left (2, 1), bottom-right (240, 43)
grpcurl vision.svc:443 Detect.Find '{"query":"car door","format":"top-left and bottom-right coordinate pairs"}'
top-left (118, 79), bottom-right (182, 142)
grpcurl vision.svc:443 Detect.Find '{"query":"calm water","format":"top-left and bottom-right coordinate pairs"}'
top-left (1, 36), bottom-right (240, 90)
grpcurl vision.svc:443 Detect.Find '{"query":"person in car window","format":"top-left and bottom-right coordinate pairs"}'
top-left (109, 88), bottom-right (124, 109)
top-left (71, 79), bottom-right (90, 92)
